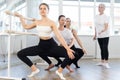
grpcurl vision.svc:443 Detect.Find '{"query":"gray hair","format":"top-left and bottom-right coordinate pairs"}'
top-left (99, 3), bottom-right (106, 8)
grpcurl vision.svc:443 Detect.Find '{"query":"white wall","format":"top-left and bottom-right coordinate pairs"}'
top-left (78, 35), bottom-right (120, 59)
top-left (0, 35), bottom-right (26, 54)
top-left (96, 35), bottom-right (120, 58)
top-left (0, 35), bottom-right (120, 59)
top-left (77, 35), bottom-right (96, 58)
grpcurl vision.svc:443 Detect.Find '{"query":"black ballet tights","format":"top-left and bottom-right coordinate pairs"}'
top-left (73, 62), bottom-right (80, 68)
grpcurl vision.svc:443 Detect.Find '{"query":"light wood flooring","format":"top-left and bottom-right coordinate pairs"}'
top-left (0, 54), bottom-right (120, 80)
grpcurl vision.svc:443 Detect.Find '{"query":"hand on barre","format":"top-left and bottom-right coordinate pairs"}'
top-left (5, 10), bottom-right (36, 21)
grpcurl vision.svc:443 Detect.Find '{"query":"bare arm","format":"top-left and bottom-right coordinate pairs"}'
top-left (98, 23), bottom-right (108, 35)
top-left (14, 12), bottom-right (36, 29)
top-left (93, 27), bottom-right (97, 40)
top-left (72, 29), bottom-right (87, 54)
top-left (68, 38), bottom-right (75, 48)
top-left (51, 21), bottom-right (75, 59)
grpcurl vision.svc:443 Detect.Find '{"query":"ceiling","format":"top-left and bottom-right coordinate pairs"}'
top-left (0, 0), bottom-right (25, 11)
top-left (0, 0), bottom-right (120, 11)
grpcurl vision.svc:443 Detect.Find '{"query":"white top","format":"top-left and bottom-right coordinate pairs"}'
top-left (74, 39), bottom-right (81, 49)
top-left (53, 28), bottom-right (74, 45)
top-left (95, 14), bottom-right (110, 38)
top-left (36, 25), bottom-right (53, 37)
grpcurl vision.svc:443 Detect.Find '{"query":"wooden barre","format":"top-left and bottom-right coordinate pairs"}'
top-left (5, 10), bottom-right (35, 21)
top-left (4, 30), bottom-right (38, 36)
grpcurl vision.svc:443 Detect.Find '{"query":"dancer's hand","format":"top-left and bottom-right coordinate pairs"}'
top-left (93, 35), bottom-right (96, 40)
top-left (5, 10), bottom-right (11, 15)
top-left (67, 48), bottom-right (75, 59)
top-left (31, 18), bottom-right (37, 21)
top-left (4, 30), bottom-right (15, 33)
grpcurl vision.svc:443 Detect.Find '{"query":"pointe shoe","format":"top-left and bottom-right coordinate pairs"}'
top-left (55, 70), bottom-right (66, 80)
top-left (27, 69), bottom-right (40, 77)
top-left (45, 64), bottom-right (54, 71)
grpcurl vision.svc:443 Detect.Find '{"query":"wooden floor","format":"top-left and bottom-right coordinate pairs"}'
top-left (0, 54), bottom-right (120, 80)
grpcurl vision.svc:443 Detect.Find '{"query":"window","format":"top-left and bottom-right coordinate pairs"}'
top-left (80, 7), bottom-right (94, 35)
top-left (63, 6), bottom-right (79, 31)
top-left (48, 5), bottom-right (59, 22)
top-left (114, 8), bottom-right (120, 27)
top-left (63, 0), bottom-right (79, 5)
top-left (42, 0), bottom-right (59, 22)
top-left (80, 0), bottom-right (94, 6)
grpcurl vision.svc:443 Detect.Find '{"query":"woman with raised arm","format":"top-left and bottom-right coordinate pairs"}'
top-left (15, 3), bottom-right (75, 80)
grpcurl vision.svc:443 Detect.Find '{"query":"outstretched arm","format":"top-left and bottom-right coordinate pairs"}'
top-left (13, 12), bottom-right (36, 29)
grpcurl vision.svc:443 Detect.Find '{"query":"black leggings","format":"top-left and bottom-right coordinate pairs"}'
top-left (53, 45), bottom-right (84, 65)
top-left (17, 38), bottom-right (71, 69)
top-left (98, 37), bottom-right (109, 60)
top-left (39, 46), bottom-right (78, 68)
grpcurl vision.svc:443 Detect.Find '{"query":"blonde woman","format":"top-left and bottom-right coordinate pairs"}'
top-left (93, 3), bottom-right (110, 68)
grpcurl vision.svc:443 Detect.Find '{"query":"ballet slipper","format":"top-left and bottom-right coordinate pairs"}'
top-left (56, 70), bottom-right (66, 80)
top-left (27, 68), bottom-right (40, 77)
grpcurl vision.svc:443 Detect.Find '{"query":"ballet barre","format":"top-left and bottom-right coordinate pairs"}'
top-left (4, 30), bottom-right (38, 36)
top-left (5, 10), bottom-right (36, 21)
top-left (2, 10), bottom-right (37, 80)
top-left (0, 31), bottom-right (38, 80)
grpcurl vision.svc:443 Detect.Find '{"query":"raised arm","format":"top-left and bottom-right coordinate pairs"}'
top-left (14, 12), bottom-right (36, 29)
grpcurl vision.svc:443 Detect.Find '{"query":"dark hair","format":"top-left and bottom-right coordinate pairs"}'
top-left (58, 15), bottom-right (65, 21)
top-left (64, 25), bottom-right (66, 28)
top-left (66, 18), bottom-right (71, 22)
top-left (39, 3), bottom-right (49, 10)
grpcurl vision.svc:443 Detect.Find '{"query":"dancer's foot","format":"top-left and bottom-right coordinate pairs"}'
top-left (104, 63), bottom-right (111, 69)
top-left (55, 61), bottom-right (62, 67)
top-left (45, 64), bottom-right (54, 71)
top-left (73, 63), bottom-right (80, 68)
top-left (27, 68), bottom-right (40, 77)
top-left (56, 70), bottom-right (66, 80)
top-left (66, 65), bottom-right (74, 72)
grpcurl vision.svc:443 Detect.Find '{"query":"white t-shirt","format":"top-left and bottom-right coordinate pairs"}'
top-left (74, 39), bottom-right (81, 49)
top-left (53, 28), bottom-right (74, 45)
top-left (95, 14), bottom-right (110, 38)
